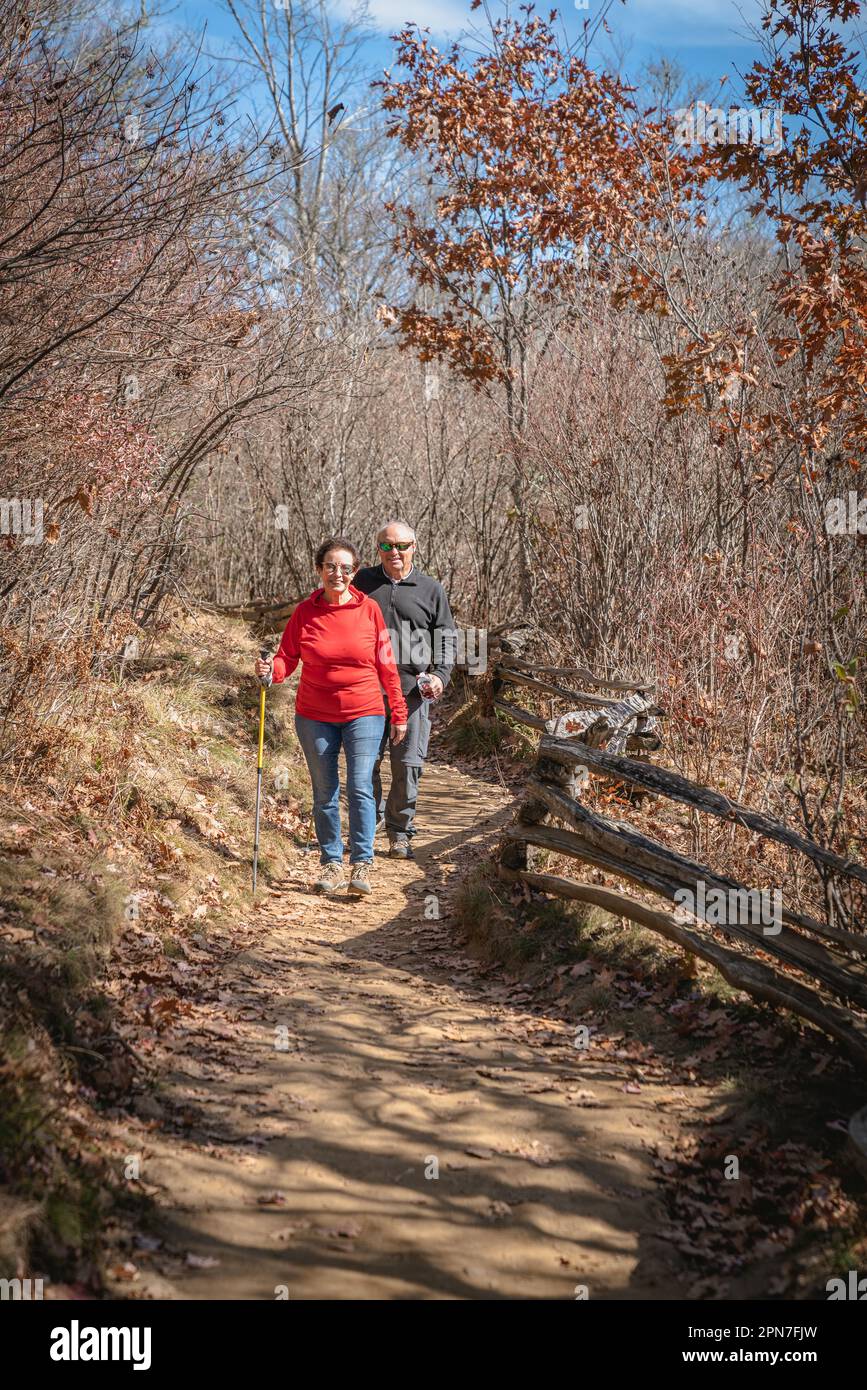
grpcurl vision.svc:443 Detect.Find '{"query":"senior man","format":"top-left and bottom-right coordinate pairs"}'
top-left (353, 520), bottom-right (457, 858)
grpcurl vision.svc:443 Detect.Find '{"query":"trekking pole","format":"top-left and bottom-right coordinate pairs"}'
top-left (252, 647), bottom-right (272, 894)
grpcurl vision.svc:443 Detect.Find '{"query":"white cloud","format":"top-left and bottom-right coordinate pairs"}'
top-left (339, 0), bottom-right (770, 46)
top-left (335, 0), bottom-right (470, 36)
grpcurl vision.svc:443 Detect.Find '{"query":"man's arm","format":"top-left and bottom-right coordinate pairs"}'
top-left (430, 583), bottom-right (457, 690)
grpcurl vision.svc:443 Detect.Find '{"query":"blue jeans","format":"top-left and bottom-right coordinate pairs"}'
top-left (294, 714), bottom-right (385, 865)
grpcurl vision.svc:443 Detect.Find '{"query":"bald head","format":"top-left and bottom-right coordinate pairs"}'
top-left (376, 518), bottom-right (417, 580)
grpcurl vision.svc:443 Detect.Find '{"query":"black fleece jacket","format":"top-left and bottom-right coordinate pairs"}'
top-left (353, 564), bottom-right (457, 696)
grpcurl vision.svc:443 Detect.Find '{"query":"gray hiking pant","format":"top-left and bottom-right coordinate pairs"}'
top-left (373, 693), bottom-right (431, 839)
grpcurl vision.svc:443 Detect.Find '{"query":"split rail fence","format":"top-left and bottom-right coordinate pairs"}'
top-left (479, 628), bottom-right (867, 1081)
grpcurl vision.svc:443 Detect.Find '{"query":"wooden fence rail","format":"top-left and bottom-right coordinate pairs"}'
top-left (486, 632), bottom-right (867, 1074)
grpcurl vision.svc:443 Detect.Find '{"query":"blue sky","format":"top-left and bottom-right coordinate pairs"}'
top-left (164, 0), bottom-right (771, 93)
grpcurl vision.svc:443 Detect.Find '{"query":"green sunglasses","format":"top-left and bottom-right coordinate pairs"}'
top-left (379, 540), bottom-right (414, 552)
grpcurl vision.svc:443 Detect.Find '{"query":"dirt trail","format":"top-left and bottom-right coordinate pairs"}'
top-left (127, 759), bottom-right (693, 1300)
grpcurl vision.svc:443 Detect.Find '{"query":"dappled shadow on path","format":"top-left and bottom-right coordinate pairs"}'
top-left (144, 758), bottom-right (689, 1300)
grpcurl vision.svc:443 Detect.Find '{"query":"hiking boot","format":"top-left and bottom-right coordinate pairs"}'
top-left (315, 861), bottom-right (345, 893)
top-left (388, 834), bottom-right (414, 860)
top-left (348, 862), bottom-right (373, 895)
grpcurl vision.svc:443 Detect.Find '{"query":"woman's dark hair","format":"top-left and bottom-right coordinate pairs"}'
top-left (314, 535), bottom-right (361, 571)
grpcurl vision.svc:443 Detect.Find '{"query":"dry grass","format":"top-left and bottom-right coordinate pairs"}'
top-left (0, 606), bottom-right (309, 1283)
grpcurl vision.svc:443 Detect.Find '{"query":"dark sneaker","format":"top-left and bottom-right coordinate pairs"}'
top-left (348, 863), bottom-right (373, 895)
top-left (315, 861), bottom-right (345, 893)
top-left (388, 834), bottom-right (414, 860)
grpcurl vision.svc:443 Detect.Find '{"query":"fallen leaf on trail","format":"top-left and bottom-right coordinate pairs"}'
top-left (145, 996), bottom-right (191, 1029)
top-left (510, 1140), bottom-right (554, 1166)
top-left (257, 1190), bottom-right (288, 1206)
top-left (623, 1081), bottom-right (642, 1093)
top-left (570, 1089), bottom-right (600, 1106)
top-left (465, 1145), bottom-right (495, 1159)
top-left (486, 1201), bottom-right (511, 1221)
top-left (315, 1220), bottom-right (362, 1239)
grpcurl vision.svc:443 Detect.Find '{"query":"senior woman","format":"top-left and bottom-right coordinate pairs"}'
top-left (255, 537), bottom-right (407, 896)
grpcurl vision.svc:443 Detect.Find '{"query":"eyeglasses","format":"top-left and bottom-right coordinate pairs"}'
top-left (323, 563), bottom-right (354, 575)
top-left (379, 540), bottom-right (414, 552)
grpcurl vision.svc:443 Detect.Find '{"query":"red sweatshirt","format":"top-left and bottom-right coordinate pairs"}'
top-left (271, 585), bottom-right (408, 725)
